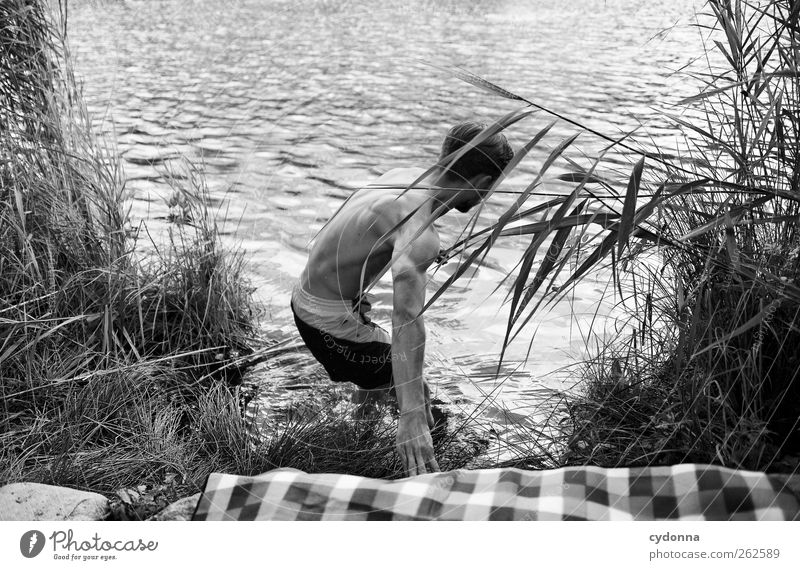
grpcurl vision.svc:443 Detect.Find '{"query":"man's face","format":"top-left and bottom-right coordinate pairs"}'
top-left (455, 191), bottom-right (482, 213)
top-left (455, 177), bottom-right (492, 212)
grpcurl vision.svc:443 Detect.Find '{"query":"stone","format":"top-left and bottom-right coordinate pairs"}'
top-left (147, 494), bottom-right (201, 521)
top-left (0, 483), bottom-right (110, 521)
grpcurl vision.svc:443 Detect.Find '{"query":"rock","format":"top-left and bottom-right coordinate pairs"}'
top-left (0, 483), bottom-right (110, 521)
top-left (147, 494), bottom-right (201, 521)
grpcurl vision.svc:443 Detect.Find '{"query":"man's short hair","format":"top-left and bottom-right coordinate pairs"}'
top-left (439, 122), bottom-right (514, 182)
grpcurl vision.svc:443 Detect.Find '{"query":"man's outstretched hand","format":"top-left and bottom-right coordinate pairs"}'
top-left (396, 411), bottom-right (439, 476)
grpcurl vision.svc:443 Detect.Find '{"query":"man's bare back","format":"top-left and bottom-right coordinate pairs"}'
top-left (300, 167), bottom-right (440, 302)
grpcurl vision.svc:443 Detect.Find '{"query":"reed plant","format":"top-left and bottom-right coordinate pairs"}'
top-left (438, 0), bottom-right (800, 472)
top-left (389, 1), bottom-right (800, 473)
top-left (557, 0), bottom-right (800, 472)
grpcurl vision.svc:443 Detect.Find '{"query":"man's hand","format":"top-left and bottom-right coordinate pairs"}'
top-left (397, 411), bottom-right (439, 476)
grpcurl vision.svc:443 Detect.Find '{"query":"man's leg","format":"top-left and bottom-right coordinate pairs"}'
top-left (292, 306), bottom-right (400, 419)
top-left (346, 334), bottom-right (394, 419)
top-left (352, 383), bottom-right (392, 420)
top-left (350, 377), bottom-right (437, 431)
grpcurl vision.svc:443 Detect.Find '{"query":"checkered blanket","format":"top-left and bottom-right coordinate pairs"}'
top-left (192, 464), bottom-right (800, 521)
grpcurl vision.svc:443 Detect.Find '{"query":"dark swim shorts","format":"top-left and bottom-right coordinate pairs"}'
top-left (291, 301), bottom-right (394, 390)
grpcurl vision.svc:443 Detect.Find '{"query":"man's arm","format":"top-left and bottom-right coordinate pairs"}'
top-left (391, 229), bottom-right (439, 476)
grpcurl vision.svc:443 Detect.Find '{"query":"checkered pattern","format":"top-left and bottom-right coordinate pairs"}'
top-left (192, 464), bottom-right (800, 521)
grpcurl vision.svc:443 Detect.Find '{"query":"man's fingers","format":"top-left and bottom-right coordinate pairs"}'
top-left (396, 415), bottom-right (437, 477)
top-left (421, 443), bottom-right (439, 473)
top-left (411, 443), bottom-right (439, 476)
top-left (426, 405), bottom-right (434, 429)
top-left (403, 445), bottom-right (418, 476)
top-left (414, 448), bottom-right (428, 475)
top-left (400, 442), bottom-right (434, 477)
top-left (423, 382), bottom-right (435, 428)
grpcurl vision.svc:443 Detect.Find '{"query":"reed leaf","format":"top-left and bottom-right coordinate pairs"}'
top-left (501, 151), bottom-right (608, 336)
top-left (423, 61), bottom-right (526, 101)
top-left (471, 130), bottom-right (578, 267)
top-left (676, 195), bottom-right (771, 241)
top-left (690, 309), bottom-right (768, 359)
top-left (724, 208), bottom-right (740, 273)
top-left (509, 202), bottom-right (587, 332)
top-left (616, 156), bottom-right (645, 259)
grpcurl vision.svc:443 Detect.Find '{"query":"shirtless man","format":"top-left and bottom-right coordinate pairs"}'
top-left (291, 122), bottom-right (514, 476)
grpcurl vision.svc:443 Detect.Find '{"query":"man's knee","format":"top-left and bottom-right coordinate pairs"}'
top-left (352, 383), bottom-right (386, 402)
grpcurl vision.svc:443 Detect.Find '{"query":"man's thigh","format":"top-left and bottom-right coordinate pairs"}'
top-left (293, 312), bottom-right (393, 390)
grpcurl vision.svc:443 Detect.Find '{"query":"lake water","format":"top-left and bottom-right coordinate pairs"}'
top-left (67, 0), bottom-right (705, 432)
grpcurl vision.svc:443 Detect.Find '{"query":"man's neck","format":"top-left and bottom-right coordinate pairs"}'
top-left (424, 171), bottom-right (459, 218)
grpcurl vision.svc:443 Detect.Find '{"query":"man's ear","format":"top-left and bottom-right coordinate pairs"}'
top-left (471, 174), bottom-right (493, 189)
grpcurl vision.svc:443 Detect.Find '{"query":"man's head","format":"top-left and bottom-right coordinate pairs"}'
top-left (436, 122), bottom-right (514, 212)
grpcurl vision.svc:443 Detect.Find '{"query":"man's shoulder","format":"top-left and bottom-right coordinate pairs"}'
top-left (368, 167), bottom-right (427, 187)
top-left (356, 167), bottom-right (429, 229)
top-left (394, 223), bottom-right (440, 269)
